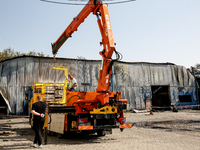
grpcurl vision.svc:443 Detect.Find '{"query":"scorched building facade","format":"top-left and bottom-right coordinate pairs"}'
top-left (0, 56), bottom-right (198, 114)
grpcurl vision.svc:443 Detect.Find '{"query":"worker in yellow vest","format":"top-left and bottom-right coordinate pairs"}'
top-left (67, 74), bottom-right (78, 91)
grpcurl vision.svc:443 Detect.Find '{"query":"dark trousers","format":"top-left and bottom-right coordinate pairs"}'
top-left (33, 119), bottom-right (44, 145)
top-left (69, 87), bottom-right (76, 91)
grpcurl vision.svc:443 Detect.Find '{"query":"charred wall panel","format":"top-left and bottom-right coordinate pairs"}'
top-left (39, 59), bottom-right (49, 82)
top-left (48, 60), bottom-right (56, 82)
top-left (17, 58), bottom-right (26, 86)
top-left (33, 58), bottom-right (40, 82)
top-left (84, 61), bottom-right (91, 85)
top-left (0, 56), bottom-right (198, 113)
top-left (25, 58), bottom-right (34, 86)
top-left (91, 61), bottom-right (100, 88)
top-left (8, 86), bottom-right (16, 113)
top-left (16, 86), bottom-right (24, 114)
top-left (77, 61), bottom-right (84, 91)
top-left (8, 60), bottom-right (17, 87)
top-left (1, 62), bottom-right (9, 87)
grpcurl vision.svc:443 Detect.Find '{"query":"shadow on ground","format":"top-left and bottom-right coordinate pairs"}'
top-left (0, 119), bottom-right (118, 149)
top-left (133, 120), bottom-right (200, 132)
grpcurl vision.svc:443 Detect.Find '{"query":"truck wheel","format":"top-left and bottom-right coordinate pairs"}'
top-left (31, 124), bottom-right (34, 130)
top-left (97, 130), bottom-right (105, 136)
top-left (48, 131), bottom-right (52, 136)
top-left (56, 133), bottom-right (63, 138)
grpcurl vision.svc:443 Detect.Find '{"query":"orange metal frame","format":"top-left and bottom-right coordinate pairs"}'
top-left (66, 91), bottom-right (122, 115)
top-left (52, 0), bottom-right (127, 114)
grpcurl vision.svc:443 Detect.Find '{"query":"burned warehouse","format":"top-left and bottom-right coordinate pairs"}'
top-left (0, 56), bottom-right (199, 115)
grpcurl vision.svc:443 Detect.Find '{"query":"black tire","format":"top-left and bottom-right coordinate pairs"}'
top-left (47, 131), bottom-right (52, 136)
top-left (97, 130), bottom-right (105, 136)
top-left (56, 133), bottom-right (63, 138)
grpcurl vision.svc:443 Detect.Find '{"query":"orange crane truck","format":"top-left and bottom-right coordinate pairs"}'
top-left (30, 0), bottom-right (132, 144)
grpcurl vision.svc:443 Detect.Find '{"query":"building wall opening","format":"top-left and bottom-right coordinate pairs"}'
top-left (196, 77), bottom-right (200, 103)
top-left (179, 95), bottom-right (192, 103)
top-left (0, 93), bottom-right (7, 115)
top-left (151, 86), bottom-right (171, 110)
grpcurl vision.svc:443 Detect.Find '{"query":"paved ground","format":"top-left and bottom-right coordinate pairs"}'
top-left (1, 109), bottom-right (200, 150)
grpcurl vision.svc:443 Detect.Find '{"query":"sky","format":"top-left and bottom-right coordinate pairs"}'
top-left (0, 0), bottom-right (200, 68)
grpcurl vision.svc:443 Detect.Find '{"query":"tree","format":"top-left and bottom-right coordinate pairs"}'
top-left (195, 63), bottom-right (200, 71)
top-left (189, 63), bottom-right (200, 73)
top-left (0, 48), bottom-right (48, 61)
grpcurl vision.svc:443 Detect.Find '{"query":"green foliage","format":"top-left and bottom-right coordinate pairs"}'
top-left (195, 63), bottom-right (200, 70)
top-left (0, 48), bottom-right (48, 61)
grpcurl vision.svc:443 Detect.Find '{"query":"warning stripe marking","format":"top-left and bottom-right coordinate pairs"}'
top-left (119, 124), bottom-right (132, 129)
top-left (78, 126), bottom-right (93, 130)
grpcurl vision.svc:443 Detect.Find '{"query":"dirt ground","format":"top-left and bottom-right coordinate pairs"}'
top-left (1, 109), bottom-right (200, 150)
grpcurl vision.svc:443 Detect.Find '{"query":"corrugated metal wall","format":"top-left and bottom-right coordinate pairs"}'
top-left (112, 62), bottom-right (196, 109)
top-left (0, 56), bottom-right (197, 114)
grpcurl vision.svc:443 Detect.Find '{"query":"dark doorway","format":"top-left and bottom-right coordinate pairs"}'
top-left (151, 86), bottom-right (171, 110)
top-left (179, 95), bottom-right (192, 103)
top-left (0, 94), bottom-right (7, 115)
top-left (196, 77), bottom-right (200, 103)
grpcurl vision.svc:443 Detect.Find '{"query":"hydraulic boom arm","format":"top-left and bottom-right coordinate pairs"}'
top-left (52, 0), bottom-right (116, 93)
top-left (46, 1), bottom-right (131, 138)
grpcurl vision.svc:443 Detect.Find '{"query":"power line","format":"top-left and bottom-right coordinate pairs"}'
top-left (40, 0), bottom-right (136, 5)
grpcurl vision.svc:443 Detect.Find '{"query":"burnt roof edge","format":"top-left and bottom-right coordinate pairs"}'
top-left (0, 55), bottom-right (175, 66)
